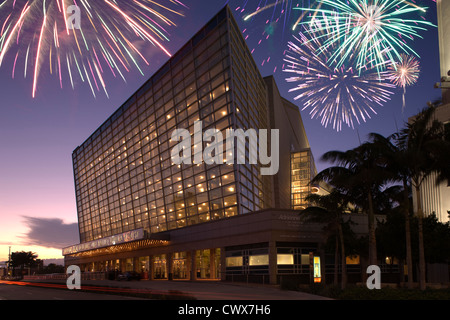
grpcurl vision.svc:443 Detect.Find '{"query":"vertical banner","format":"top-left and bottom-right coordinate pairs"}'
top-left (313, 256), bottom-right (321, 283)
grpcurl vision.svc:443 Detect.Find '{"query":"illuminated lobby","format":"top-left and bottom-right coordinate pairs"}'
top-left (63, 6), bottom-right (329, 284)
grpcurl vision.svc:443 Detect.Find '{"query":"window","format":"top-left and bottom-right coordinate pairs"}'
top-left (301, 254), bottom-right (310, 265)
top-left (346, 255), bottom-right (360, 265)
top-left (277, 254), bottom-right (294, 265)
top-left (225, 256), bottom-right (243, 267)
top-left (249, 255), bottom-right (269, 266)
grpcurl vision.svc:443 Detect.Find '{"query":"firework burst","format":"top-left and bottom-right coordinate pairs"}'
top-left (387, 54), bottom-right (420, 88)
top-left (386, 53), bottom-right (420, 110)
top-left (295, 0), bottom-right (435, 73)
top-left (0, 0), bottom-right (187, 98)
top-left (283, 29), bottom-right (396, 131)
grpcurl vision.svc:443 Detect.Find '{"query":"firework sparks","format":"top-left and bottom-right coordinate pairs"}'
top-left (294, 0), bottom-right (435, 73)
top-left (283, 29), bottom-right (396, 131)
top-left (387, 54), bottom-right (420, 88)
top-left (386, 53), bottom-right (420, 111)
top-left (0, 0), bottom-right (187, 98)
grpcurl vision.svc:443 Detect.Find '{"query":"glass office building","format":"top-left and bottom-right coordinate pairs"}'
top-left (64, 6), bottom-right (326, 284)
top-left (72, 7), bottom-right (272, 244)
top-left (291, 149), bottom-right (318, 210)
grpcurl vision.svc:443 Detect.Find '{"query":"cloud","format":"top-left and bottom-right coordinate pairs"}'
top-left (19, 216), bottom-right (79, 249)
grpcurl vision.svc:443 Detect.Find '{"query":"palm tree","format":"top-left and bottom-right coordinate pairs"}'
top-left (315, 143), bottom-right (391, 267)
top-left (394, 103), bottom-right (450, 290)
top-left (9, 251), bottom-right (38, 276)
top-left (367, 133), bottom-right (415, 289)
top-left (302, 189), bottom-right (352, 289)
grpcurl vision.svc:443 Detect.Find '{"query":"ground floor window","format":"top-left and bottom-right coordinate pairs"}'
top-left (196, 249), bottom-right (211, 279)
top-left (277, 254), bottom-right (294, 265)
top-left (153, 254), bottom-right (167, 279)
top-left (214, 248), bottom-right (221, 279)
top-left (225, 247), bottom-right (269, 276)
top-left (195, 248), bottom-right (221, 279)
top-left (226, 256), bottom-right (243, 267)
top-left (125, 258), bottom-right (133, 272)
top-left (139, 256), bottom-right (150, 273)
top-left (249, 255), bottom-right (269, 266)
top-left (276, 247), bottom-right (317, 275)
top-left (173, 252), bottom-right (188, 279)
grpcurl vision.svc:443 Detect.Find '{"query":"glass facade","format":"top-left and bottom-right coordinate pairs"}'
top-left (227, 15), bottom-right (272, 214)
top-left (225, 247), bottom-right (269, 276)
top-left (276, 247), bottom-right (317, 275)
top-left (72, 9), bottom-right (271, 243)
top-left (290, 149), bottom-right (317, 210)
top-left (173, 251), bottom-right (188, 279)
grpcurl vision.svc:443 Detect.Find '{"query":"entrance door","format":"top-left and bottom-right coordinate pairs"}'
top-left (153, 254), bottom-right (167, 279)
top-left (196, 249), bottom-right (211, 279)
top-left (195, 249), bottom-right (221, 279)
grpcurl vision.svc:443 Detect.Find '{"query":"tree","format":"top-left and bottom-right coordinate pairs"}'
top-left (421, 214), bottom-right (450, 264)
top-left (9, 251), bottom-right (39, 276)
top-left (302, 189), bottom-right (355, 289)
top-left (395, 103), bottom-right (450, 290)
top-left (314, 142), bottom-right (391, 267)
top-left (367, 133), bottom-right (415, 289)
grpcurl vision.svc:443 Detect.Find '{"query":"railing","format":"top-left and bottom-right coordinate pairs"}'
top-left (23, 272), bottom-right (106, 281)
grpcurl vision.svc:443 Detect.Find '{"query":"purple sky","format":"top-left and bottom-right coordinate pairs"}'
top-left (0, 0), bottom-right (441, 262)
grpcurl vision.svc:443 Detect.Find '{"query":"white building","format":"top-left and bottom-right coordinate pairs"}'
top-left (411, 1), bottom-right (450, 223)
top-left (412, 104), bottom-right (450, 223)
top-left (437, 0), bottom-right (450, 103)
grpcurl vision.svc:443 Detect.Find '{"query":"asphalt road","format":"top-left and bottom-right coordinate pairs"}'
top-left (0, 282), bottom-right (143, 300)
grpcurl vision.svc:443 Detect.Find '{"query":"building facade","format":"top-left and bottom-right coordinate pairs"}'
top-left (63, 6), bottom-right (327, 284)
top-left (410, 1), bottom-right (450, 223)
top-left (411, 103), bottom-right (450, 223)
top-left (437, 0), bottom-right (450, 103)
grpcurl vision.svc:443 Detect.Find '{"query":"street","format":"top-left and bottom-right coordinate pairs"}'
top-left (0, 282), bottom-right (143, 300)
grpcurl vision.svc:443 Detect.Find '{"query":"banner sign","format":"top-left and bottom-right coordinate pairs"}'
top-left (62, 228), bottom-right (145, 256)
top-left (313, 256), bottom-right (322, 283)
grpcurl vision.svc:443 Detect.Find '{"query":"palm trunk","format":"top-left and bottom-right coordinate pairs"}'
top-left (338, 223), bottom-right (347, 290)
top-left (403, 178), bottom-right (414, 289)
top-left (367, 189), bottom-right (377, 266)
top-left (334, 234), bottom-right (339, 286)
top-left (415, 185), bottom-right (427, 291)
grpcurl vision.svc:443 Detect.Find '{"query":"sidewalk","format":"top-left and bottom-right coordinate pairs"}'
top-left (23, 278), bottom-right (332, 300)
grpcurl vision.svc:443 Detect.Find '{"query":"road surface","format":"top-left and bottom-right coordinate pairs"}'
top-left (0, 282), bottom-right (143, 300)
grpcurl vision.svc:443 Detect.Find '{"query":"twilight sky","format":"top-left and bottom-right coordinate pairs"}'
top-left (0, 0), bottom-right (441, 262)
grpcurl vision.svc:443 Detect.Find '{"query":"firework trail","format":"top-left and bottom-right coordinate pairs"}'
top-left (283, 27), bottom-right (396, 131)
top-left (225, 0), bottom-right (314, 72)
top-left (0, 0), bottom-right (187, 98)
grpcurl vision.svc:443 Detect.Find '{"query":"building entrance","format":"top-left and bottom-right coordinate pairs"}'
top-left (195, 248), bottom-right (221, 280)
top-left (153, 254), bottom-right (167, 279)
top-left (173, 252), bottom-right (188, 279)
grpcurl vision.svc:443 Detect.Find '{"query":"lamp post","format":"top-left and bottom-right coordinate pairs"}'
top-left (7, 246), bottom-right (11, 276)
